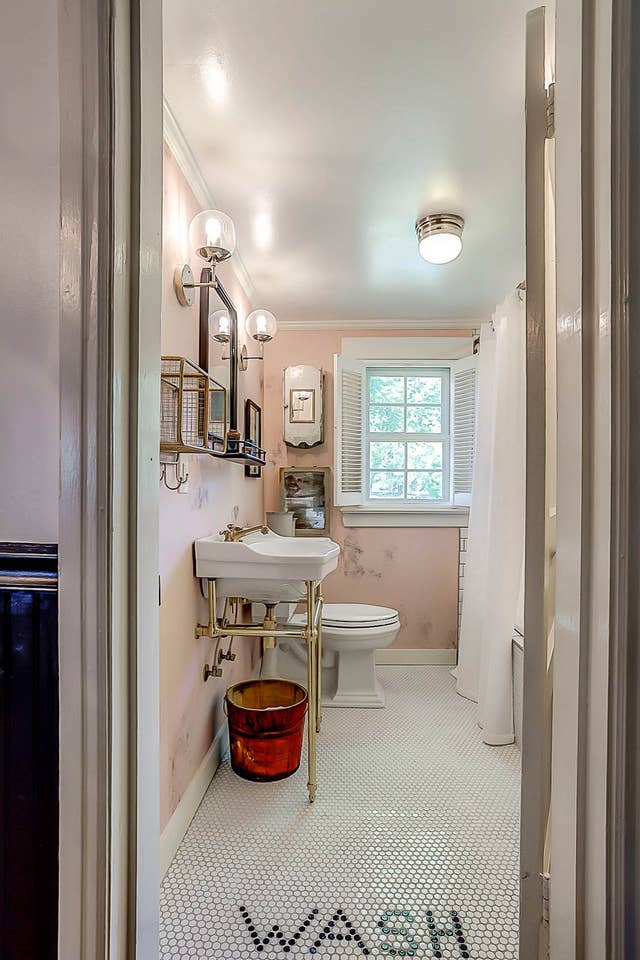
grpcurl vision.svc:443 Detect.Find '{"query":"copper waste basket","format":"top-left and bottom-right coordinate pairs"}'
top-left (225, 679), bottom-right (308, 782)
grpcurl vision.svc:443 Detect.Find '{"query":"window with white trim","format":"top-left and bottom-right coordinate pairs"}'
top-left (366, 367), bottom-right (450, 502)
top-left (334, 355), bottom-right (477, 511)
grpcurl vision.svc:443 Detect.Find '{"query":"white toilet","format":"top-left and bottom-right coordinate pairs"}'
top-left (269, 603), bottom-right (400, 708)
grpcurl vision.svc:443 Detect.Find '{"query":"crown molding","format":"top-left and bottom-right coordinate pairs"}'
top-left (277, 317), bottom-right (487, 331)
top-left (162, 98), bottom-right (256, 305)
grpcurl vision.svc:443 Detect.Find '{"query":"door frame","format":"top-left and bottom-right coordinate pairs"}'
top-left (607, 0), bottom-right (640, 955)
top-left (60, 0), bottom-right (634, 956)
top-left (520, 10), bottom-right (552, 960)
top-left (57, 0), bottom-right (163, 956)
top-left (58, 0), bottom-right (113, 953)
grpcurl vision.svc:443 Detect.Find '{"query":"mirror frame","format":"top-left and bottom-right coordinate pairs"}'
top-left (198, 268), bottom-right (238, 432)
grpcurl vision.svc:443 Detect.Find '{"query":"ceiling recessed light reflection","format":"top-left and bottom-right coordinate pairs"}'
top-left (253, 211), bottom-right (274, 251)
top-left (201, 58), bottom-right (228, 104)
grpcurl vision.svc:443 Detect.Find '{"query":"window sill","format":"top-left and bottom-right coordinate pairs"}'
top-left (340, 504), bottom-right (470, 528)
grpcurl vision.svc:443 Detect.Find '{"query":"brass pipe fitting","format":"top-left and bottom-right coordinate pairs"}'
top-left (261, 602), bottom-right (278, 651)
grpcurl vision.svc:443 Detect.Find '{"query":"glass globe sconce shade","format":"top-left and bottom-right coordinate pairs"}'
top-left (173, 209), bottom-right (237, 306)
top-left (210, 309), bottom-right (231, 343)
top-left (246, 309), bottom-right (278, 343)
top-left (189, 209), bottom-right (237, 263)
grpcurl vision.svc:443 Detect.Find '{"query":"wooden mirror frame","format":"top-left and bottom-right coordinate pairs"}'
top-left (198, 269), bottom-right (238, 433)
top-left (244, 399), bottom-right (262, 478)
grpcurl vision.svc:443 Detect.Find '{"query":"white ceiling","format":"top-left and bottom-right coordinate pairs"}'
top-left (163, 0), bottom-right (531, 327)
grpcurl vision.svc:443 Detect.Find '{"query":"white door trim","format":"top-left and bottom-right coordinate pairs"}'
top-left (607, 0), bottom-right (637, 955)
top-left (126, 0), bottom-right (163, 952)
top-left (520, 10), bottom-right (552, 960)
top-left (58, 0), bottom-right (163, 956)
top-left (58, 0), bottom-right (113, 954)
top-left (552, 0), bottom-right (613, 957)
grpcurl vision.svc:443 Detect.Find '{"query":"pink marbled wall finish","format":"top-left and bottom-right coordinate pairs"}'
top-left (160, 145), bottom-right (263, 830)
top-left (263, 330), bottom-right (466, 650)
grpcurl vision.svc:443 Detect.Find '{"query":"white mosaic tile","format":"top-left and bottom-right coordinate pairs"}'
top-left (160, 667), bottom-right (521, 960)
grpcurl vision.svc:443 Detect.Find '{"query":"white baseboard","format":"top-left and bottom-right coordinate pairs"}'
top-left (160, 659), bottom-right (262, 878)
top-left (376, 648), bottom-right (457, 665)
top-left (160, 723), bottom-right (228, 879)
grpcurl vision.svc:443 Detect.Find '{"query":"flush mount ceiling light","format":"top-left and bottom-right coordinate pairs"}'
top-left (174, 209), bottom-right (237, 306)
top-left (415, 214), bottom-right (464, 265)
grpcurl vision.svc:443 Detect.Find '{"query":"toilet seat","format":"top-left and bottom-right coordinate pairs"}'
top-left (291, 603), bottom-right (399, 630)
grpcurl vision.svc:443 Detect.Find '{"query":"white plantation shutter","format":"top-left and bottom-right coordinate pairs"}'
top-left (451, 355), bottom-right (478, 506)
top-left (333, 355), bottom-right (365, 506)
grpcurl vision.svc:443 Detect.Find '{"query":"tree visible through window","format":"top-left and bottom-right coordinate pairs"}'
top-left (366, 367), bottom-right (450, 501)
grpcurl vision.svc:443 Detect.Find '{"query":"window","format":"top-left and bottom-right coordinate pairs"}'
top-left (366, 367), bottom-right (450, 502)
top-left (334, 355), bottom-right (477, 519)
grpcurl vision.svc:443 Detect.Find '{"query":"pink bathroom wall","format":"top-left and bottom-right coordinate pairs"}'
top-left (263, 330), bottom-right (467, 650)
top-left (159, 145), bottom-right (263, 830)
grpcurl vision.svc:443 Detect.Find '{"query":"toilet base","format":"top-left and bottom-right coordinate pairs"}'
top-left (273, 644), bottom-right (387, 709)
top-left (268, 603), bottom-right (400, 711)
top-left (322, 679), bottom-right (386, 709)
top-left (323, 648), bottom-right (386, 708)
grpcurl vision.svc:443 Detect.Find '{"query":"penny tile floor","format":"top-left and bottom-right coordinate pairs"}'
top-left (160, 666), bottom-right (520, 959)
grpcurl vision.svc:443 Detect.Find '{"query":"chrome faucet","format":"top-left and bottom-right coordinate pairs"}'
top-left (219, 522), bottom-right (269, 542)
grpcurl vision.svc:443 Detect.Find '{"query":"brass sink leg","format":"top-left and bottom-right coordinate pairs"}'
top-left (316, 585), bottom-right (323, 733)
top-left (305, 579), bottom-right (317, 803)
top-left (195, 577), bottom-right (322, 803)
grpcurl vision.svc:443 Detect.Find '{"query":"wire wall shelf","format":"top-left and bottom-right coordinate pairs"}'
top-left (160, 357), bottom-right (266, 465)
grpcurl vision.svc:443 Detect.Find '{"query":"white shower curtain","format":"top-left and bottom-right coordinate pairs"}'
top-left (454, 290), bottom-right (526, 745)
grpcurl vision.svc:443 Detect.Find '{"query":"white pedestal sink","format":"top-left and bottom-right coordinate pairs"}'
top-left (193, 528), bottom-right (340, 803)
top-left (194, 528), bottom-right (340, 602)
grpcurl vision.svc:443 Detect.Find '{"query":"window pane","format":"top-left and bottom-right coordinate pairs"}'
top-left (370, 441), bottom-right (405, 469)
top-left (407, 376), bottom-right (441, 404)
top-left (406, 406), bottom-right (441, 433)
top-left (369, 375), bottom-right (404, 404)
top-left (407, 471), bottom-right (443, 500)
top-left (369, 405), bottom-right (405, 433)
top-left (370, 471), bottom-right (405, 499)
top-left (407, 441), bottom-right (443, 470)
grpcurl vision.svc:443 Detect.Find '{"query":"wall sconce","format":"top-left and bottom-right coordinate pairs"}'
top-left (174, 209), bottom-right (237, 306)
top-left (237, 309), bottom-right (278, 371)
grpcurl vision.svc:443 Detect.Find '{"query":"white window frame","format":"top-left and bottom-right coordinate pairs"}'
top-left (364, 365), bottom-right (451, 506)
top-left (336, 358), bottom-right (471, 528)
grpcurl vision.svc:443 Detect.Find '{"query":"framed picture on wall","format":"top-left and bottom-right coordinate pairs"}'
top-left (279, 467), bottom-right (330, 536)
top-left (289, 388), bottom-right (316, 423)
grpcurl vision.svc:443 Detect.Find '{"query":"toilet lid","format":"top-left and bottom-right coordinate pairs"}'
top-left (303, 603), bottom-right (399, 629)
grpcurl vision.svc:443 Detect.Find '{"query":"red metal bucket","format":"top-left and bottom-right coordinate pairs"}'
top-left (225, 679), bottom-right (308, 782)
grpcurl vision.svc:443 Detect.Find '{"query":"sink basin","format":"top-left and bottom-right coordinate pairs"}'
top-left (194, 529), bottom-right (340, 603)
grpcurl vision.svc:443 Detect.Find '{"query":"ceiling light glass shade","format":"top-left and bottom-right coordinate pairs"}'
top-left (416, 214), bottom-right (464, 265)
top-left (189, 209), bottom-right (236, 263)
top-left (210, 308), bottom-right (231, 342)
top-left (246, 309), bottom-right (278, 343)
